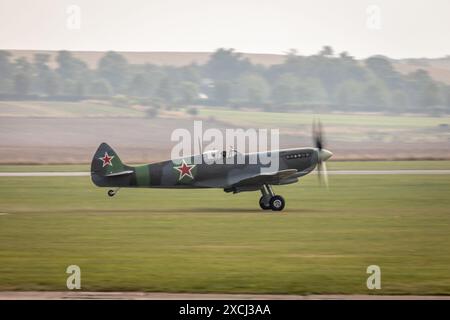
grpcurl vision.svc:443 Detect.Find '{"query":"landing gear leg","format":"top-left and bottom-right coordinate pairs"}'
top-left (263, 184), bottom-right (285, 211)
top-left (259, 185), bottom-right (271, 210)
top-left (107, 188), bottom-right (120, 197)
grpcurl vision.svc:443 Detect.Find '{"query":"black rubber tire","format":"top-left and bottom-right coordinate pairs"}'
top-left (269, 195), bottom-right (285, 211)
top-left (259, 196), bottom-right (271, 210)
top-left (107, 190), bottom-right (115, 197)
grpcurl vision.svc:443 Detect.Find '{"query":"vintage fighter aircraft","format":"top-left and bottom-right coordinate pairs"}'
top-left (91, 123), bottom-right (332, 211)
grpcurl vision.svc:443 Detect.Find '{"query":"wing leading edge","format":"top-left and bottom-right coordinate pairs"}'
top-left (231, 169), bottom-right (298, 187)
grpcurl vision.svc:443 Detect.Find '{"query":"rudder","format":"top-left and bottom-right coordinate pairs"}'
top-left (91, 142), bottom-right (126, 176)
top-left (90, 142), bottom-right (138, 189)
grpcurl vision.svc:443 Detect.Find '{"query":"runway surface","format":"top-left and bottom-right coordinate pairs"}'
top-left (1, 170), bottom-right (450, 177)
top-left (0, 291), bottom-right (449, 300)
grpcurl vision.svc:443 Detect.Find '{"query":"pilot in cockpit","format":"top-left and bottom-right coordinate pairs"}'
top-left (222, 147), bottom-right (239, 159)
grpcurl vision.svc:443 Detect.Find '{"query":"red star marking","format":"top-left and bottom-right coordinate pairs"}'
top-left (99, 152), bottom-right (114, 167)
top-left (174, 160), bottom-right (196, 180)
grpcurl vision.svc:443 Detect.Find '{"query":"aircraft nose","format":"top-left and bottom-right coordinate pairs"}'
top-left (319, 149), bottom-right (333, 162)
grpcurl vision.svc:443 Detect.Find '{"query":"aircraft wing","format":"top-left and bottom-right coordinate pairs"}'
top-left (231, 169), bottom-right (298, 187)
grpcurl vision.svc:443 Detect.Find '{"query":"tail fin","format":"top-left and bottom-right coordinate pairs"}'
top-left (91, 143), bottom-right (134, 187)
top-left (91, 142), bottom-right (126, 175)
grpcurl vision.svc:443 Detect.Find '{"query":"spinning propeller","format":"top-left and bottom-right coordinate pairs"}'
top-left (313, 120), bottom-right (333, 188)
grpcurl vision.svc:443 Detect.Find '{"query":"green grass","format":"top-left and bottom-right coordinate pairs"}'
top-left (2, 101), bottom-right (449, 129)
top-left (0, 101), bottom-right (145, 117)
top-left (1, 161), bottom-right (450, 172)
top-left (0, 172), bottom-right (449, 294)
top-left (199, 107), bottom-right (450, 129)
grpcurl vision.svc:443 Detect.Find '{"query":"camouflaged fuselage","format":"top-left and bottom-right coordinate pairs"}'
top-left (91, 143), bottom-right (318, 192)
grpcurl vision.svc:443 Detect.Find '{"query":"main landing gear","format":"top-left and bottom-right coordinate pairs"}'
top-left (259, 184), bottom-right (285, 211)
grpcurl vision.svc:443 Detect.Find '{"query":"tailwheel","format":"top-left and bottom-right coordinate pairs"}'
top-left (269, 195), bottom-right (285, 211)
top-left (259, 196), bottom-right (271, 210)
top-left (107, 189), bottom-right (116, 197)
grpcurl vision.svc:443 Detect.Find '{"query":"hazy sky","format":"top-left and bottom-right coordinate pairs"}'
top-left (1, 0), bottom-right (449, 58)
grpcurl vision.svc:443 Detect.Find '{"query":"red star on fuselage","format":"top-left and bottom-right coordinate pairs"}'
top-left (174, 160), bottom-right (195, 180)
top-left (99, 152), bottom-right (114, 167)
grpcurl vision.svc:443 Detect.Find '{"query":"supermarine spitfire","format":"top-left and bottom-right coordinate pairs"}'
top-left (91, 122), bottom-right (332, 211)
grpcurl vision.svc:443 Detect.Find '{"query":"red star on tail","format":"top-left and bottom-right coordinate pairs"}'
top-left (99, 152), bottom-right (114, 167)
top-left (174, 160), bottom-right (195, 180)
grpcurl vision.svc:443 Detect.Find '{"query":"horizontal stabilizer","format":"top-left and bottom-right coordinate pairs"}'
top-left (104, 170), bottom-right (134, 177)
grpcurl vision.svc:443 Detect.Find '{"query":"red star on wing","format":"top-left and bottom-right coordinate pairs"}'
top-left (99, 152), bottom-right (114, 167)
top-left (174, 160), bottom-right (196, 180)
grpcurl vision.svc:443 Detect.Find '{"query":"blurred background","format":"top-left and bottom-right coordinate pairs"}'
top-left (0, 0), bottom-right (449, 163)
top-left (1, 0), bottom-right (450, 296)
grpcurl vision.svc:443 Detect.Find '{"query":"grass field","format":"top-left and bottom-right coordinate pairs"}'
top-left (1, 101), bottom-right (449, 162)
top-left (0, 162), bottom-right (449, 294)
top-left (199, 107), bottom-right (450, 129)
top-left (1, 101), bottom-right (448, 130)
top-left (0, 101), bottom-right (145, 118)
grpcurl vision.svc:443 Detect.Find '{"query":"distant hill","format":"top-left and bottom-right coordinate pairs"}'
top-left (392, 57), bottom-right (450, 85)
top-left (6, 50), bottom-right (285, 68)
top-left (5, 49), bottom-right (450, 85)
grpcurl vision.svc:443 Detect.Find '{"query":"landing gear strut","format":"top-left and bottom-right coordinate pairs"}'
top-left (259, 184), bottom-right (285, 211)
top-left (259, 185), bottom-right (271, 210)
top-left (107, 188), bottom-right (120, 197)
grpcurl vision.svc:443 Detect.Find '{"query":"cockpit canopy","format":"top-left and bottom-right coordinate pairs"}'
top-left (202, 148), bottom-right (241, 161)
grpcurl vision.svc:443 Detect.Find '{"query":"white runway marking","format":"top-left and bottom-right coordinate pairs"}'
top-left (319, 170), bottom-right (450, 175)
top-left (0, 172), bottom-right (90, 177)
top-left (1, 170), bottom-right (450, 177)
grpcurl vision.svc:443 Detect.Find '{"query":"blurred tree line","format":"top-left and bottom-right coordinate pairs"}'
top-left (0, 47), bottom-right (449, 114)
